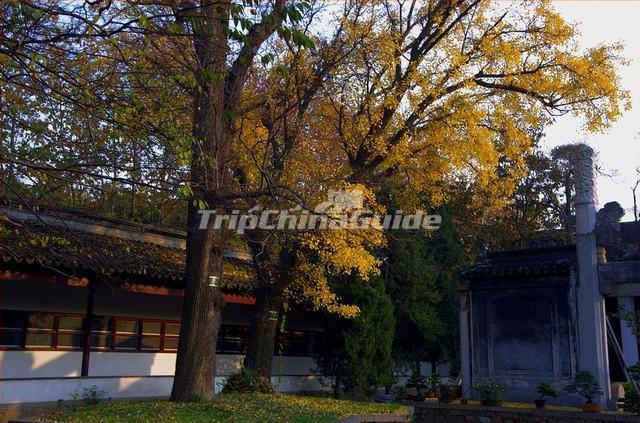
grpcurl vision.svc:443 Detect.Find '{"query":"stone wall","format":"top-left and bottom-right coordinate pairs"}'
top-left (410, 402), bottom-right (639, 423)
top-left (469, 282), bottom-right (575, 404)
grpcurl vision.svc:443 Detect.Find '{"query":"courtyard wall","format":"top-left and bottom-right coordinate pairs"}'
top-left (410, 402), bottom-right (638, 423)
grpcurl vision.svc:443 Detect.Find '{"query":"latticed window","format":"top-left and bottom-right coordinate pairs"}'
top-left (0, 309), bottom-right (322, 356)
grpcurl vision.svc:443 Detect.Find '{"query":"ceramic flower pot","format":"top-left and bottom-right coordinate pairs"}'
top-left (438, 394), bottom-right (453, 404)
top-left (582, 403), bottom-right (602, 413)
top-left (481, 400), bottom-right (501, 407)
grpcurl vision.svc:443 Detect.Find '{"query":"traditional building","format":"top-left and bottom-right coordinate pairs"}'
top-left (0, 205), bottom-right (325, 404)
top-left (460, 145), bottom-right (640, 408)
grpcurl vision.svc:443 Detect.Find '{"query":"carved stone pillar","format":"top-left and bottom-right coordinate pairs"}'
top-left (570, 144), bottom-right (611, 408)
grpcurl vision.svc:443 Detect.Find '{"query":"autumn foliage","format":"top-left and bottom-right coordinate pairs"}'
top-left (0, 0), bottom-right (630, 398)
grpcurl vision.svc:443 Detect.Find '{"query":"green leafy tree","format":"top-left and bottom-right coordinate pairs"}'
top-left (386, 206), bottom-right (466, 376)
top-left (493, 147), bottom-right (574, 249)
top-left (1, 0), bottom-right (316, 401)
top-left (317, 276), bottom-right (395, 398)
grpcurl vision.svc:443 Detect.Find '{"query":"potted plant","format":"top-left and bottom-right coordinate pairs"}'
top-left (535, 382), bottom-right (558, 410)
top-left (438, 384), bottom-right (458, 404)
top-left (476, 381), bottom-right (505, 407)
top-left (426, 374), bottom-right (441, 398)
top-left (406, 372), bottom-right (428, 401)
top-left (622, 382), bottom-right (639, 415)
top-left (564, 371), bottom-right (603, 413)
top-left (623, 363), bottom-right (640, 415)
top-left (391, 384), bottom-right (408, 401)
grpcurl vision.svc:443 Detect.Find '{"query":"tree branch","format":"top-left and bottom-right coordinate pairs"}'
top-left (225, 0), bottom-right (287, 113)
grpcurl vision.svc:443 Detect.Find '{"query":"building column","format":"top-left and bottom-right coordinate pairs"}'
top-left (569, 144), bottom-right (611, 408)
top-left (81, 284), bottom-right (95, 377)
top-left (618, 296), bottom-right (639, 366)
top-left (459, 289), bottom-right (472, 397)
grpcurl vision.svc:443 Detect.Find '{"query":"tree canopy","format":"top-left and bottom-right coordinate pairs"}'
top-left (0, 0), bottom-right (631, 398)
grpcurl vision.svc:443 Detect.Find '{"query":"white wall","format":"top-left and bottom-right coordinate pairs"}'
top-left (88, 353), bottom-right (320, 378)
top-left (0, 351), bottom-right (322, 378)
top-left (0, 351), bottom-right (327, 404)
top-left (0, 375), bottom-right (327, 404)
top-left (272, 356), bottom-right (318, 376)
top-left (0, 376), bottom-right (175, 404)
top-left (89, 352), bottom-right (176, 377)
top-left (0, 350), bottom-right (436, 381)
top-left (0, 351), bottom-right (82, 378)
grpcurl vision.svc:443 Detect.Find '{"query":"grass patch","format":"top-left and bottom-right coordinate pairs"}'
top-left (46, 393), bottom-right (409, 423)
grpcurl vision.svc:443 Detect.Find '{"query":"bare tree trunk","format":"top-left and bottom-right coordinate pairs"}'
top-left (0, 148), bottom-right (5, 202)
top-left (243, 234), bottom-right (295, 379)
top-left (171, 203), bottom-right (225, 400)
top-left (171, 0), bottom-right (229, 401)
top-left (243, 286), bottom-right (282, 378)
top-left (171, 0), bottom-right (286, 400)
top-left (334, 371), bottom-right (341, 398)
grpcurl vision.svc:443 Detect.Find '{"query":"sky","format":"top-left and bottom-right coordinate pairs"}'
top-left (544, 0), bottom-right (640, 221)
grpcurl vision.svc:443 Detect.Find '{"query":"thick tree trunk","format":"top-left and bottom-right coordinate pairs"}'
top-left (170, 0), bottom-right (285, 400)
top-left (171, 1), bottom-right (229, 401)
top-left (243, 234), bottom-right (295, 379)
top-left (171, 204), bottom-right (226, 401)
top-left (334, 371), bottom-right (341, 398)
top-left (243, 286), bottom-right (283, 378)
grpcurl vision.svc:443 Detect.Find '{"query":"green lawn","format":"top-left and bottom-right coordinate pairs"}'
top-left (46, 393), bottom-right (409, 423)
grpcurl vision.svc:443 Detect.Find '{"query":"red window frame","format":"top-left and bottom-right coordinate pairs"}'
top-left (0, 310), bottom-right (181, 353)
top-left (0, 311), bottom-right (86, 351)
top-left (0, 310), bottom-right (322, 356)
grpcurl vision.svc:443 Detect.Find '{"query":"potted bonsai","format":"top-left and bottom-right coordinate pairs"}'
top-left (406, 371), bottom-right (428, 401)
top-left (623, 363), bottom-right (640, 415)
top-left (564, 371), bottom-right (603, 413)
top-left (476, 381), bottom-right (505, 407)
top-left (535, 382), bottom-right (558, 410)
